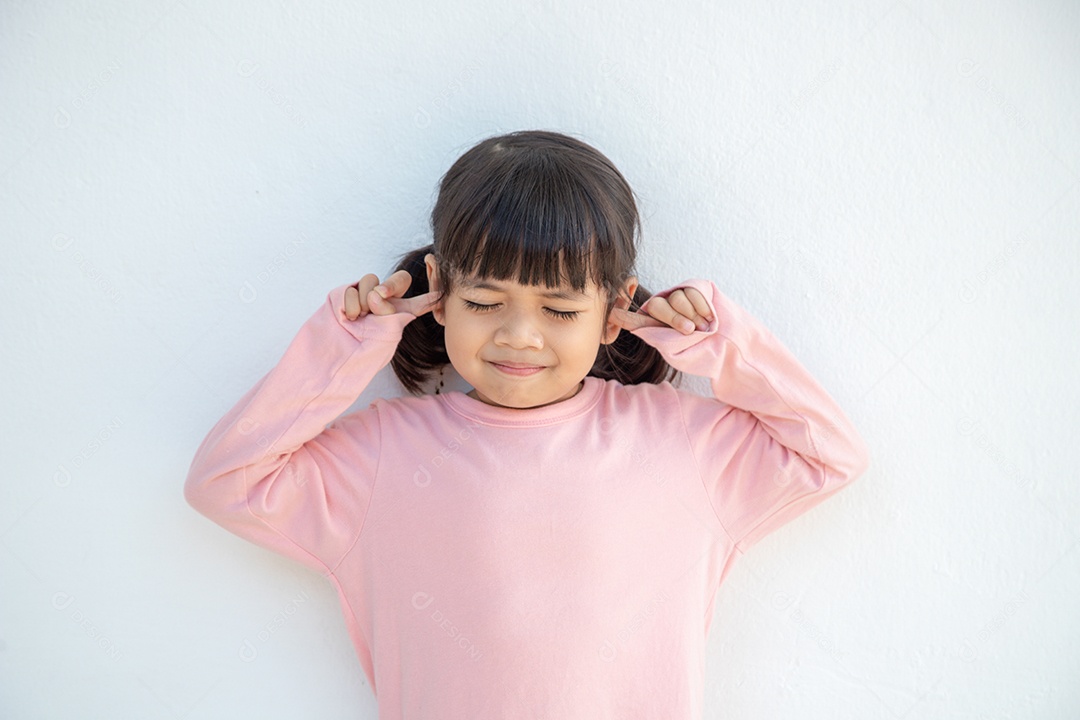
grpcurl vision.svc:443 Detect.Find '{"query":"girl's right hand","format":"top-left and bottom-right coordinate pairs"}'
top-left (343, 269), bottom-right (440, 321)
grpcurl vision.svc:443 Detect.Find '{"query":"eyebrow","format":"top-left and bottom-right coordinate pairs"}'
top-left (460, 280), bottom-right (590, 302)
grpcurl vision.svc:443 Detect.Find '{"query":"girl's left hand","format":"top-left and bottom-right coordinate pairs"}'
top-left (609, 287), bottom-right (714, 335)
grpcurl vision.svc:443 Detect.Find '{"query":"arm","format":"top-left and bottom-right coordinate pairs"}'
top-left (629, 278), bottom-right (870, 553)
top-left (183, 284), bottom-right (416, 573)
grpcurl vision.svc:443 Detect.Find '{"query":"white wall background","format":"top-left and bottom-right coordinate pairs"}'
top-left (3, 0), bottom-right (1078, 718)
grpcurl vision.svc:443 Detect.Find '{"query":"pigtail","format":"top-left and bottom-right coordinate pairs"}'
top-left (388, 244), bottom-right (449, 395)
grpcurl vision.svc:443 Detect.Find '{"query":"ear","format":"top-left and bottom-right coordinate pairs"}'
top-left (424, 253), bottom-right (446, 325)
top-left (601, 275), bottom-right (638, 345)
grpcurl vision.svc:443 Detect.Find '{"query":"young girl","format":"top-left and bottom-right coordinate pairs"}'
top-left (185, 130), bottom-right (870, 718)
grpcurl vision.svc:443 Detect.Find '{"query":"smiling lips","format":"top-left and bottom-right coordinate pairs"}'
top-left (489, 361), bottom-right (546, 376)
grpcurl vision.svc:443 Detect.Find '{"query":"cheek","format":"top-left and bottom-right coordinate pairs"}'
top-left (561, 324), bottom-right (602, 358)
top-left (441, 310), bottom-right (484, 352)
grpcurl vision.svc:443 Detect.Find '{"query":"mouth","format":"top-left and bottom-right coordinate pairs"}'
top-left (489, 361), bottom-right (546, 376)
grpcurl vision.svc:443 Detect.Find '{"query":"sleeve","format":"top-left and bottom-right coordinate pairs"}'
top-left (628, 278), bottom-right (870, 554)
top-left (183, 284), bottom-right (417, 574)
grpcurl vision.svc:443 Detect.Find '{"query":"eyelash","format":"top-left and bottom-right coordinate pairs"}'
top-left (462, 300), bottom-right (579, 321)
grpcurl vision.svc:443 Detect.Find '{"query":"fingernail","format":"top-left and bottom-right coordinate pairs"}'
top-left (680, 319), bottom-right (695, 333)
top-left (375, 286), bottom-right (387, 298)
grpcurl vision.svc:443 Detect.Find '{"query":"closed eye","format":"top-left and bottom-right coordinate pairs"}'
top-left (462, 300), bottom-right (579, 320)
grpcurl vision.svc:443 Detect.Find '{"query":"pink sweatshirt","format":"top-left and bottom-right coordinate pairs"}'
top-left (184, 277), bottom-right (869, 719)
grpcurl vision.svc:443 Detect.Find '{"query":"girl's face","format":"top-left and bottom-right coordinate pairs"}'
top-left (424, 254), bottom-right (636, 409)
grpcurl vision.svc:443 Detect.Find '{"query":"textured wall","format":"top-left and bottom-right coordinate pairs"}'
top-left (3, 0), bottom-right (1078, 718)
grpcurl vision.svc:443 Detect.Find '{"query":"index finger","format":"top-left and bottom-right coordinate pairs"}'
top-left (609, 305), bottom-right (667, 332)
top-left (403, 289), bottom-right (441, 317)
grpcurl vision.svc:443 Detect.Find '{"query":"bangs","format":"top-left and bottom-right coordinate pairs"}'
top-left (439, 151), bottom-right (618, 294)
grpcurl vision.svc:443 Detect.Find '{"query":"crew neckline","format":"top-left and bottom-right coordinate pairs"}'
top-left (442, 375), bottom-right (604, 426)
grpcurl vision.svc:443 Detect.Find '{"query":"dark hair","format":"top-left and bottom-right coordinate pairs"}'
top-left (388, 129), bottom-right (680, 395)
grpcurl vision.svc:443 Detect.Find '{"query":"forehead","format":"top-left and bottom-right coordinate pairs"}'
top-left (457, 276), bottom-right (595, 302)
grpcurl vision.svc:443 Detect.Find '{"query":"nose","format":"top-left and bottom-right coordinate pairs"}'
top-left (493, 309), bottom-right (544, 349)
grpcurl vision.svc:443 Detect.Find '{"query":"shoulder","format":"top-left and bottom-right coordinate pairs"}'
top-left (593, 377), bottom-right (736, 430)
top-left (368, 392), bottom-right (445, 420)
top-left (591, 377), bottom-right (686, 426)
top-left (327, 392), bottom-right (446, 435)
top-left (594, 376), bottom-right (715, 407)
